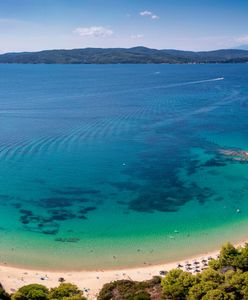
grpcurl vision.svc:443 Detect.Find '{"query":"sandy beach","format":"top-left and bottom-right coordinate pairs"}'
top-left (0, 242), bottom-right (242, 300)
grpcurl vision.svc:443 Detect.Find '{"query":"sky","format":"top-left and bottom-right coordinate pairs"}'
top-left (0, 0), bottom-right (248, 53)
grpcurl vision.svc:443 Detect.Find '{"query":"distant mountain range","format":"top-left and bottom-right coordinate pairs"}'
top-left (0, 47), bottom-right (248, 64)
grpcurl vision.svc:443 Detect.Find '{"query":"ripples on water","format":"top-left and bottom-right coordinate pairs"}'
top-left (0, 64), bottom-right (248, 269)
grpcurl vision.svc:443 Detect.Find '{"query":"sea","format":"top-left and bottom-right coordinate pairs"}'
top-left (0, 64), bottom-right (248, 270)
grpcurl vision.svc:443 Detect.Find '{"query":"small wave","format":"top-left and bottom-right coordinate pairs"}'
top-left (152, 89), bottom-right (239, 129)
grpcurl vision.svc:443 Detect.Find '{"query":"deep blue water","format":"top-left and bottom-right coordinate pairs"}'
top-left (0, 64), bottom-right (248, 269)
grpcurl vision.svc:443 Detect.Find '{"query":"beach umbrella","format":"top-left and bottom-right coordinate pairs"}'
top-left (159, 270), bottom-right (167, 276)
top-left (194, 269), bottom-right (200, 273)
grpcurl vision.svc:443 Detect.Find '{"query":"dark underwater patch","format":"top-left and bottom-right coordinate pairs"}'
top-left (207, 170), bottom-right (219, 176)
top-left (127, 183), bottom-right (215, 213)
top-left (18, 200), bottom-right (98, 235)
top-left (128, 192), bottom-right (179, 213)
top-left (203, 158), bottom-right (226, 167)
top-left (20, 209), bottom-right (33, 215)
top-left (19, 208), bottom-right (60, 234)
top-left (185, 159), bottom-right (201, 175)
top-left (117, 200), bottom-right (127, 205)
top-left (12, 203), bottom-right (22, 209)
top-left (42, 229), bottom-right (58, 235)
top-left (214, 196), bottom-right (223, 202)
top-left (118, 130), bottom-right (219, 213)
top-left (39, 197), bottom-right (72, 208)
top-left (48, 209), bottom-right (76, 221)
top-left (0, 194), bottom-right (16, 204)
top-left (77, 206), bottom-right (97, 219)
top-left (54, 237), bottom-right (80, 243)
top-left (51, 187), bottom-right (101, 196)
top-left (78, 215), bottom-right (88, 220)
top-left (110, 181), bottom-right (141, 191)
top-left (78, 206), bottom-right (96, 214)
top-left (23, 221), bottom-right (60, 235)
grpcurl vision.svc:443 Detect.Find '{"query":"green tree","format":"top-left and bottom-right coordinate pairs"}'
top-left (209, 258), bottom-right (221, 271)
top-left (187, 281), bottom-right (217, 300)
top-left (200, 268), bottom-right (224, 284)
top-left (11, 284), bottom-right (49, 300)
top-left (236, 243), bottom-right (248, 271)
top-left (48, 283), bottom-right (86, 300)
top-left (97, 282), bottom-right (114, 300)
top-left (218, 243), bottom-right (240, 268)
top-left (201, 289), bottom-right (236, 300)
top-left (236, 272), bottom-right (248, 299)
top-left (0, 284), bottom-right (10, 300)
top-left (132, 291), bottom-right (150, 300)
top-left (161, 269), bottom-right (196, 299)
top-left (97, 278), bottom-right (162, 300)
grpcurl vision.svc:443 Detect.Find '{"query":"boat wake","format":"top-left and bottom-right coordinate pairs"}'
top-left (177, 77), bottom-right (224, 85)
top-left (150, 77), bottom-right (225, 90)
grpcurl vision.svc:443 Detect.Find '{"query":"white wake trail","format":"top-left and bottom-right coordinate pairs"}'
top-left (150, 77), bottom-right (225, 90)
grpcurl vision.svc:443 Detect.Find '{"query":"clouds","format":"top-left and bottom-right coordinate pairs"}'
top-left (131, 34), bottom-right (144, 39)
top-left (139, 10), bottom-right (152, 17)
top-left (139, 10), bottom-right (159, 20)
top-left (0, 0), bottom-right (247, 53)
top-left (151, 14), bottom-right (159, 20)
top-left (0, 18), bottom-right (26, 25)
top-left (234, 35), bottom-right (248, 44)
top-left (72, 9), bottom-right (159, 43)
top-left (74, 26), bottom-right (113, 38)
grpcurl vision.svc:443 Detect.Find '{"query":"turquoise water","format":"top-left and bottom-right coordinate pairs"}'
top-left (0, 64), bottom-right (248, 270)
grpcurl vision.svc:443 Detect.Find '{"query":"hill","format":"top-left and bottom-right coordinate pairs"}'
top-left (0, 47), bottom-right (248, 64)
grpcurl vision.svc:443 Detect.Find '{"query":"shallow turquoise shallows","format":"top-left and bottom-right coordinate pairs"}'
top-left (0, 64), bottom-right (248, 270)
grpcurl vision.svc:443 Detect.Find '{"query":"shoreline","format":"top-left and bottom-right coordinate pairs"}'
top-left (1, 240), bottom-right (247, 299)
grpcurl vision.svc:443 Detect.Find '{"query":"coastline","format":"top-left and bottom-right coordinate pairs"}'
top-left (1, 240), bottom-right (246, 299)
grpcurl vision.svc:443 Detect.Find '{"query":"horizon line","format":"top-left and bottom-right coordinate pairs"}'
top-left (1, 45), bottom-right (247, 55)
